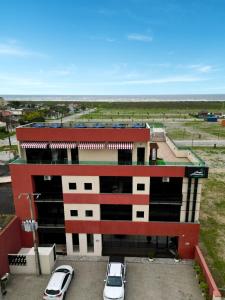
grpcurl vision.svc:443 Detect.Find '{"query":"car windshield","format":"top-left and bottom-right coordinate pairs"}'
top-left (107, 276), bottom-right (122, 287)
top-left (55, 268), bottom-right (69, 273)
top-left (46, 289), bottom-right (60, 295)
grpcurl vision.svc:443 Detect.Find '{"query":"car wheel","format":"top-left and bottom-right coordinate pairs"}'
top-left (63, 292), bottom-right (66, 300)
top-left (72, 270), bottom-right (74, 278)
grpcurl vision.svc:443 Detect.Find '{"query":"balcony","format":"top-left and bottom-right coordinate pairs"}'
top-left (11, 157), bottom-right (200, 166)
top-left (34, 192), bottom-right (63, 202)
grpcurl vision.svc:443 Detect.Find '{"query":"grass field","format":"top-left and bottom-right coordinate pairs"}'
top-left (0, 214), bottom-right (14, 229)
top-left (193, 147), bottom-right (225, 289)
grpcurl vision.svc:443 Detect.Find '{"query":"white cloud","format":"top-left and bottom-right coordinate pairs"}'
top-left (103, 75), bottom-right (206, 85)
top-left (188, 64), bottom-right (213, 73)
top-left (127, 34), bottom-right (153, 42)
top-left (0, 41), bottom-right (46, 58)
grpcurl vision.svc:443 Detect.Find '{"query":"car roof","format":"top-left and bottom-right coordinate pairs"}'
top-left (46, 272), bottom-right (65, 290)
top-left (108, 263), bottom-right (122, 276)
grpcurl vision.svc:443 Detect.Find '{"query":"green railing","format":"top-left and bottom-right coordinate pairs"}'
top-left (11, 158), bottom-right (203, 166)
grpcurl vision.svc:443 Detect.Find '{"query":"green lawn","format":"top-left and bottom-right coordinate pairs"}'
top-left (184, 121), bottom-right (225, 138)
top-left (0, 215), bottom-right (14, 230)
top-left (200, 173), bottom-right (225, 288)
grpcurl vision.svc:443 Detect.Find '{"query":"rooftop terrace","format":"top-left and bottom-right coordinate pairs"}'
top-left (19, 122), bottom-right (147, 129)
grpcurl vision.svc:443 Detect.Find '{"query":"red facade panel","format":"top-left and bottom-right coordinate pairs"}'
top-left (10, 164), bottom-right (185, 177)
top-left (63, 193), bottom-right (149, 205)
top-left (0, 217), bottom-right (22, 276)
top-left (65, 220), bottom-right (200, 259)
top-left (16, 127), bottom-right (150, 142)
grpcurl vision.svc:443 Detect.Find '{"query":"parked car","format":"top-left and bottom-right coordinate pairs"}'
top-left (43, 265), bottom-right (74, 300)
top-left (103, 257), bottom-right (126, 300)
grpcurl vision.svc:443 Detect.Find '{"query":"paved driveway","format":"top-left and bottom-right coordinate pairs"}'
top-left (5, 259), bottom-right (203, 300)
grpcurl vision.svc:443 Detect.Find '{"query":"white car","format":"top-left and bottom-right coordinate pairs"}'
top-left (103, 257), bottom-right (126, 300)
top-left (43, 265), bottom-right (74, 300)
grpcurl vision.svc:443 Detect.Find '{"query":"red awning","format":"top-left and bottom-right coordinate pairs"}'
top-left (21, 142), bottom-right (48, 149)
top-left (107, 142), bottom-right (133, 150)
top-left (49, 142), bottom-right (77, 149)
top-left (78, 142), bottom-right (105, 150)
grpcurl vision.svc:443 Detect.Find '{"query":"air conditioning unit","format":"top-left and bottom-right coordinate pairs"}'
top-left (162, 176), bottom-right (170, 183)
top-left (44, 175), bottom-right (52, 181)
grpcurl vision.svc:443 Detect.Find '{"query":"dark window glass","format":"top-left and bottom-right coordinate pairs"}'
top-left (84, 183), bottom-right (92, 190)
top-left (136, 211), bottom-right (144, 218)
top-left (70, 210), bottom-right (78, 217)
top-left (137, 183), bottom-right (145, 191)
top-left (85, 210), bottom-right (93, 217)
top-left (69, 183), bottom-right (76, 190)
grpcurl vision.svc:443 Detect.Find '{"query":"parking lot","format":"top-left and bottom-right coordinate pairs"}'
top-left (4, 259), bottom-right (203, 300)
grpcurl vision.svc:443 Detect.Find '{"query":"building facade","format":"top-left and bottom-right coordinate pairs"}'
top-left (10, 122), bottom-right (208, 259)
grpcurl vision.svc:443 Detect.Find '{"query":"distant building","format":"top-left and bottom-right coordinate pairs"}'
top-left (10, 122), bottom-right (208, 258)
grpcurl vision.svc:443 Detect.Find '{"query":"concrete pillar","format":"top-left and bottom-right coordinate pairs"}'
top-left (180, 178), bottom-right (188, 222)
top-left (67, 149), bottom-right (72, 163)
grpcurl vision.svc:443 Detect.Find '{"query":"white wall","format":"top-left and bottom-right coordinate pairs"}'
top-left (9, 247), bottom-right (55, 275)
top-left (132, 177), bottom-right (150, 195)
top-left (62, 176), bottom-right (99, 194)
top-left (132, 205), bottom-right (149, 221)
top-left (66, 233), bottom-right (102, 256)
top-left (64, 204), bottom-right (100, 221)
top-left (79, 149), bottom-right (117, 162)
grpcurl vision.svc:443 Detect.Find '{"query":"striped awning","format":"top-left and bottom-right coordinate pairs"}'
top-left (107, 142), bottom-right (133, 150)
top-left (49, 142), bottom-right (77, 149)
top-left (78, 142), bottom-right (105, 150)
top-left (21, 142), bottom-right (48, 149)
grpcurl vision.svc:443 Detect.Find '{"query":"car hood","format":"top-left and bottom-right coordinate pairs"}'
top-left (104, 286), bottom-right (123, 299)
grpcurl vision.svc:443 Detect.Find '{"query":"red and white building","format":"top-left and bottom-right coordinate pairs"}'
top-left (10, 122), bottom-right (208, 259)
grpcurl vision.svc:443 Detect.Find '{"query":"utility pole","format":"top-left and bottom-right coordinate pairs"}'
top-left (18, 193), bottom-right (42, 276)
top-left (5, 116), bottom-right (11, 147)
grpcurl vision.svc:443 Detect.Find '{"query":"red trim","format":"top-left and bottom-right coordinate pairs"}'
top-left (195, 246), bottom-right (221, 297)
top-left (10, 164), bottom-right (185, 177)
top-left (16, 128), bottom-right (150, 142)
top-left (65, 220), bottom-right (199, 236)
top-left (64, 193), bottom-right (149, 205)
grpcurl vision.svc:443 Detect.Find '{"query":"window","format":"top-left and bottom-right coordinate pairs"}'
top-left (137, 183), bottom-right (145, 191)
top-left (85, 210), bottom-right (93, 217)
top-left (69, 182), bottom-right (76, 190)
top-left (136, 211), bottom-right (144, 218)
top-left (84, 183), bottom-right (92, 190)
top-left (70, 210), bottom-right (78, 217)
top-left (61, 274), bottom-right (69, 289)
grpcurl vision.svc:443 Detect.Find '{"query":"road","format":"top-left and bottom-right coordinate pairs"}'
top-left (50, 108), bottom-right (96, 123)
top-left (175, 139), bottom-right (225, 147)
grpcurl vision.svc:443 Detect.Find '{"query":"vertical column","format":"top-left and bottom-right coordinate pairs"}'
top-left (180, 178), bottom-right (188, 222)
top-left (67, 149), bottom-right (72, 163)
top-left (193, 179), bottom-right (202, 222)
top-left (93, 234), bottom-right (102, 256)
top-left (79, 234), bottom-right (87, 255)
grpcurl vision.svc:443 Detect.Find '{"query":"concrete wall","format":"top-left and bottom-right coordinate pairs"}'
top-left (79, 149), bottom-right (117, 162)
top-left (132, 176), bottom-right (150, 195)
top-left (0, 217), bottom-right (22, 277)
top-left (132, 205), bottom-right (149, 222)
top-left (9, 247), bottom-right (55, 275)
top-left (64, 204), bottom-right (100, 221)
top-left (62, 176), bottom-right (99, 194)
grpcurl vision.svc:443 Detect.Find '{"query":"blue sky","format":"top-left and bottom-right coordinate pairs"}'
top-left (0, 0), bottom-right (225, 95)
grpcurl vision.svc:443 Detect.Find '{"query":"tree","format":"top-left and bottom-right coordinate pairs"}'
top-left (19, 111), bottom-right (45, 124)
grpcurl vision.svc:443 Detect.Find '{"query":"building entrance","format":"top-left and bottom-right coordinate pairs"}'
top-left (102, 235), bottom-right (178, 257)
